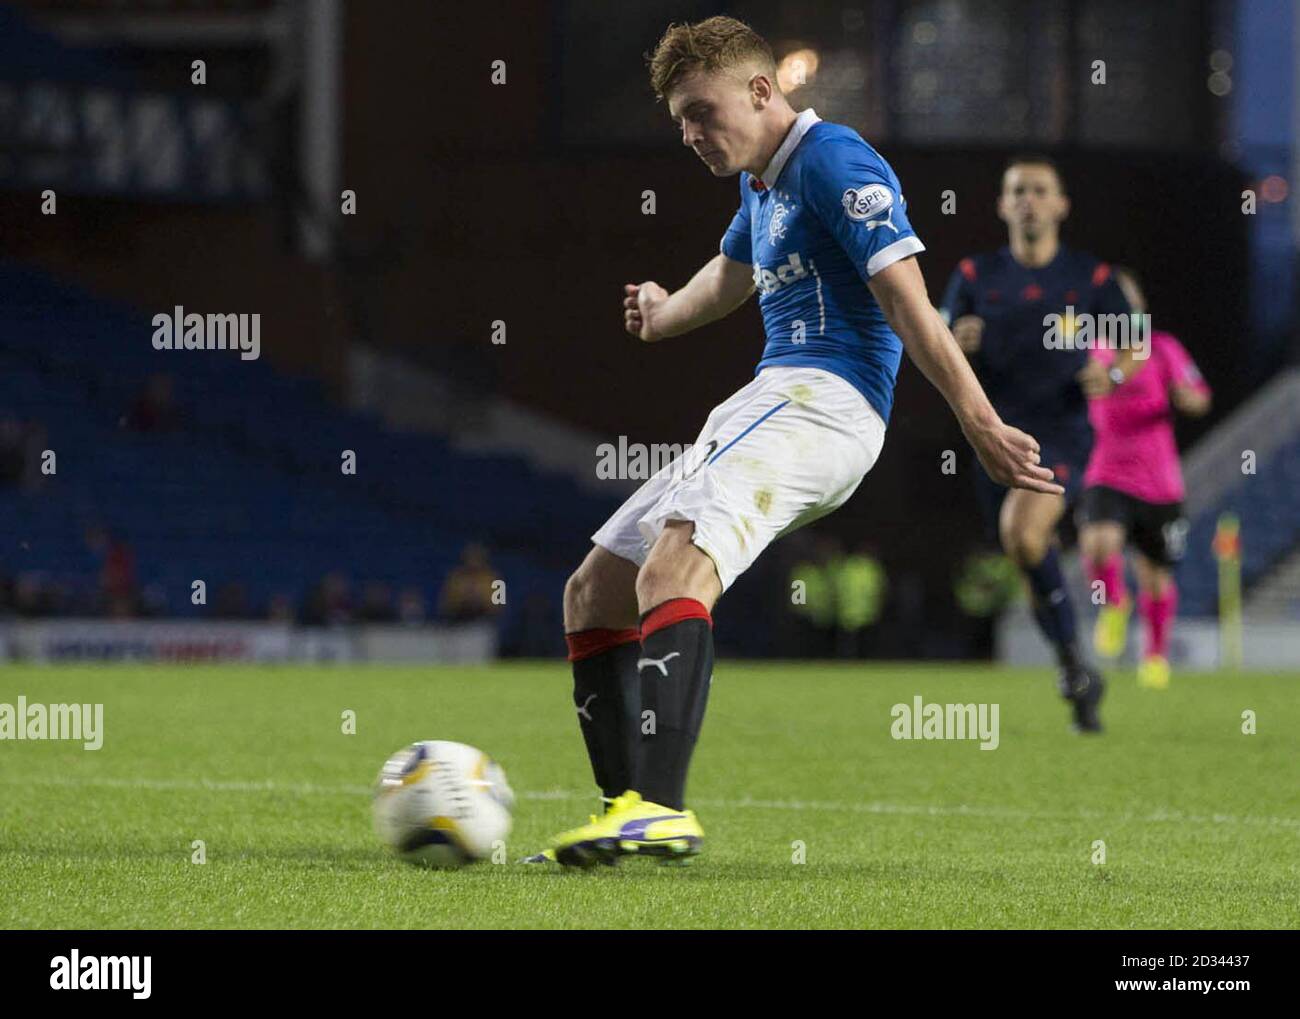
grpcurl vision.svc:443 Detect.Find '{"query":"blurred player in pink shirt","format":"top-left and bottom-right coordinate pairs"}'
top-left (1077, 269), bottom-right (1211, 688)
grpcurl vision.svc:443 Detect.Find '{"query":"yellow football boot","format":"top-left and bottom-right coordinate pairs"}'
top-left (1093, 599), bottom-right (1131, 659)
top-left (550, 791), bottom-right (704, 868)
top-left (1137, 654), bottom-right (1171, 690)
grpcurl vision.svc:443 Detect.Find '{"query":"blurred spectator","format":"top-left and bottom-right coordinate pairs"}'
top-left (267, 594), bottom-right (296, 623)
top-left (20, 420), bottom-right (48, 492)
top-left (302, 571), bottom-right (352, 625)
top-left (213, 582), bottom-right (252, 620)
top-left (954, 549), bottom-right (1023, 659)
top-left (84, 525), bottom-right (138, 617)
top-left (437, 543), bottom-right (502, 623)
top-left (358, 580), bottom-right (397, 622)
top-left (125, 373), bottom-right (183, 433)
top-left (0, 415), bottom-right (27, 486)
top-left (786, 535), bottom-right (838, 657)
top-left (894, 571), bottom-right (928, 658)
top-left (12, 572), bottom-right (62, 617)
top-left (833, 542), bottom-right (888, 658)
top-left (0, 417), bottom-right (51, 493)
top-left (397, 586), bottom-right (428, 624)
top-left (138, 582), bottom-right (168, 618)
top-left (508, 591), bottom-right (564, 657)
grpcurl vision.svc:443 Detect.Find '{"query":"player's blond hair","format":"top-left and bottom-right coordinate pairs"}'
top-left (646, 16), bottom-right (778, 101)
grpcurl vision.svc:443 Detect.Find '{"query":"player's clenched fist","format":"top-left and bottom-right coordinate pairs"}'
top-left (951, 314), bottom-right (985, 354)
top-left (623, 281), bottom-right (669, 342)
top-left (965, 419), bottom-right (1065, 495)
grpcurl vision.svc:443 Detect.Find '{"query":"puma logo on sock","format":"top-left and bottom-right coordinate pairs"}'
top-left (636, 652), bottom-right (681, 676)
top-left (575, 693), bottom-right (597, 721)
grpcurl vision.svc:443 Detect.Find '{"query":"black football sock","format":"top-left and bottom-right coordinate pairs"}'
top-left (636, 598), bottom-right (714, 811)
top-left (565, 628), bottom-right (642, 802)
top-left (1024, 547), bottom-right (1082, 669)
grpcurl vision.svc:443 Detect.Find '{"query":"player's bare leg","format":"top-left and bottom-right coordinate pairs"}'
top-left (999, 488), bottom-right (1065, 568)
top-left (635, 519), bottom-right (722, 615)
top-left (1000, 489), bottom-right (1104, 730)
top-left (564, 544), bottom-right (640, 632)
top-left (1133, 553), bottom-right (1176, 689)
top-left (1079, 521), bottom-right (1125, 571)
top-left (1080, 521), bottom-right (1131, 658)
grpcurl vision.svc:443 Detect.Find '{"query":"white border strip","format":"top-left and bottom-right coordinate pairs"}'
top-left (866, 235), bottom-right (925, 278)
top-left (5, 776), bottom-right (1296, 831)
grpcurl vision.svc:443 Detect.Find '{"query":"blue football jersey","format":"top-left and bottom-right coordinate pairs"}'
top-left (720, 109), bottom-right (924, 423)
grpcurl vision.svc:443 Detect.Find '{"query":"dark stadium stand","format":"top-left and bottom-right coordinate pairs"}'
top-left (0, 262), bottom-right (616, 652)
top-left (1179, 433), bottom-right (1300, 617)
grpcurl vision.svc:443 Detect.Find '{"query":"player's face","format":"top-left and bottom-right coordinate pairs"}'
top-left (998, 164), bottom-right (1069, 239)
top-left (667, 70), bottom-right (761, 176)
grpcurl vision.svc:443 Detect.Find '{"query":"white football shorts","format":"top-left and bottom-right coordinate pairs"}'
top-left (591, 365), bottom-right (887, 592)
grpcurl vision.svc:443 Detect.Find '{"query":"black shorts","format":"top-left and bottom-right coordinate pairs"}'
top-left (1076, 485), bottom-right (1189, 567)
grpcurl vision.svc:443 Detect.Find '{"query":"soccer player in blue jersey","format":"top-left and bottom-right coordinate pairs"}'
top-left (535, 17), bottom-right (1061, 867)
top-left (939, 155), bottom-right (1132, 734)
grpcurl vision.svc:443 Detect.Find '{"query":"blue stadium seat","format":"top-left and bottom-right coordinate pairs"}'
top-left (0, 262), bottom-right (617, 630)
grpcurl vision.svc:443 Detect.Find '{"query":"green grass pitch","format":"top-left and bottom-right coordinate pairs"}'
top-left (2, 661), bottom-right (1297, 929)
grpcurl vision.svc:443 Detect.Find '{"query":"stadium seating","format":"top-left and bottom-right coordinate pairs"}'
top-left (0, 262), bottom-right (614, 651)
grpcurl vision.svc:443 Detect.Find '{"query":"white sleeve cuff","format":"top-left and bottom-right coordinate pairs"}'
top-left (866, 235), bottom-right (926, 278)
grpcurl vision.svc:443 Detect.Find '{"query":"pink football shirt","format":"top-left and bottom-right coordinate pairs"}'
top-left (1085, 331), bottom-right (1210, 504)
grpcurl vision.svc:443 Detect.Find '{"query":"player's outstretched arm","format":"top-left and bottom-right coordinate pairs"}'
top-left (868, 256), bottom-right (1064, 495)
top-left (623, 253), bottom-right (754, 342)
top-left (1171, 383), bottom-right (1211, 417)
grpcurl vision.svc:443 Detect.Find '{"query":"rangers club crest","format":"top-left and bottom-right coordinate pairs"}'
top-left (768, 201), bottom-right (790, 243)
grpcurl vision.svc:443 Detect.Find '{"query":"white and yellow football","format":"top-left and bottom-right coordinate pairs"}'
top-left (372, 740), bottom-right (514, 867)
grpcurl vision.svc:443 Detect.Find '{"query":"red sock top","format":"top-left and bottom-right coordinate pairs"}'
top-left (640, 597), bottom-right (712, 639)
top-left (565, 627), bottom-right (640, 662)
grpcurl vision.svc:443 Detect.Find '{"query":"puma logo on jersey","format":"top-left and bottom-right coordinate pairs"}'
top-left (637, 652), bottom-right (681, 676)
top-left (753, 252), bottom-right (808, 295)
top-left (575, 693), bottom-right (597, 721)
top-left (863, 207), bottom-right (898, 233)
